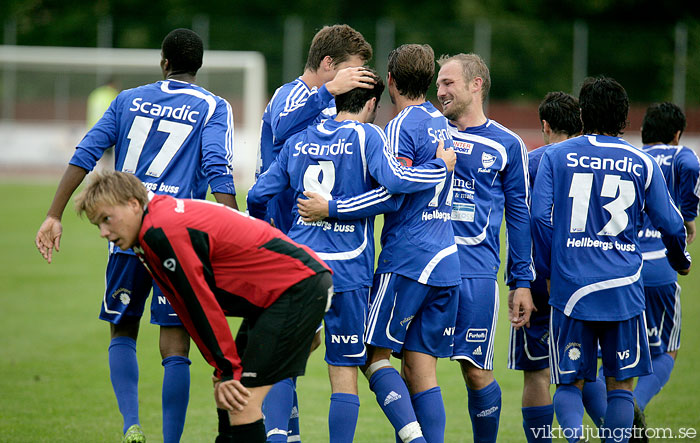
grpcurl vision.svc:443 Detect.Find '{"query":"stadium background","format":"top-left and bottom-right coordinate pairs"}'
top-left (1, 1), bottom-right (699, 441)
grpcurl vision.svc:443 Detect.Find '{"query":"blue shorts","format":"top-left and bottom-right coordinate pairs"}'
top-left (324, 288), bottom-right (370, 366)
top-left (100, 252), bottom-right (182, 326)
top-left (549, 308), bottom-right (651, 384)
top-left (365, 273), bottom-right (458, 358)
top-left (644, 282), bottom-right (681, 355)
top-left (452, 278), bottom-right (499, 369)
top-left (508, 307), bottom-right (550, 371)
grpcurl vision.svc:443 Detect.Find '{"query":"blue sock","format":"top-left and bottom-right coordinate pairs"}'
top-left (288, 386), bottom-right (301, 442)
top-left (582, 368), bottom-right (607, 428)
top-left (262, 377), bottom-right (295, 442)
top-left (162, 355), bottom-right (191, 443)
top-left (467, 381), bottom-right (501, 443)
top-left (553, 385), bottom-right (583, 443)
top-left (328, 393), bottom-right (360, 443)
top-left (369, 367), bottom-right (426, 442)
top-left (411, 387), bottom-right (446, 443)
top-left (603, 390), bottom-right (634, 443)
top-left (522, 404), bottom-right (553, 443)
top-left (109, 336), bottom-right (139, 434)
top-left (634, 353), bottom-right (674, 411)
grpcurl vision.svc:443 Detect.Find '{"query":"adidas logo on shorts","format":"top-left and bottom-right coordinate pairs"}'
top-left (473, 345), bottom-right (483, 356)
top-left (384, 391), bottom-right (402, 406)
top-left (290, 406), bottom-right (299, 419)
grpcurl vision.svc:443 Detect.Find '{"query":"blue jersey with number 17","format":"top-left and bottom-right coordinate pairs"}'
top-left (531, 135), bottom-right (690, 321)
top-left (70, 79), bottom-right (236, 253)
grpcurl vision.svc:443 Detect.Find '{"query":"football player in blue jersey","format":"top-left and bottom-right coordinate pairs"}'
top-left (531, 77), bottom-right (691, 443)
top-left (510, 92), bottom-right (582, 442)
top-left (35, 28), bottom-right (237, 443)
top-left (435, 53), bottom-right (535, 443)
top-left (634, 102), bottom-right (699, 413)
top-left (298, 43), bottom-right (461, 443)
top-left (256, 24), bottom-right (375, 443)
top-left (248, 71), bottom-right (456, 443)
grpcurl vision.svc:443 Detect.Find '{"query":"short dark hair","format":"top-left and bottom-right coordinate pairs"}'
top-left (538, 91), bottom-right (582, 137)
top-left (335, 69), bottom-right (384, 114)
top-left (642, 102), bottom-right (686, 145)
top-left (161, 28), bottom-right (203, 76)
top-left (579, 76), bottom-right (628, 136)
top-left (305, 25), bottom-right (372, 71)
top-left (388, 44), bottom-right (435, 100)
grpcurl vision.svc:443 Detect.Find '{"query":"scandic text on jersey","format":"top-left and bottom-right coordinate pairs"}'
top-left (129, 97), bottom-right (201, 123)
top-left (566, 152), bottom-right (643, 177)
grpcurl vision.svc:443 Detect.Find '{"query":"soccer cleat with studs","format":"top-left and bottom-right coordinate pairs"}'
top-left (122, 424), bottom-right (146, 443)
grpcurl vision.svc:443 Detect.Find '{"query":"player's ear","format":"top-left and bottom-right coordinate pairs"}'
top-left (542, 120), bottom-right (551, 134)
top-left (160, 58), bottom-right (170, 76)
top-left (471, 76), bottom-right (483, 94)
top-left (321, 56), bottom-right (334, 72)
top-left (127, 197), bottom-right (142, 213)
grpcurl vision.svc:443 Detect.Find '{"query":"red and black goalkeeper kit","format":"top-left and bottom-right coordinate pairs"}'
top-left (134, 194), bottom-right (332, 387)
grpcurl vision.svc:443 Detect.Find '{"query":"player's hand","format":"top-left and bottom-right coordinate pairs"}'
top-left (509, 287), bottom-right (535, 330)
top-left (684, 220), bottom-right (696, 245)
top-left (35, 216), bottom-right (63, 264)
top-left (678, 264), bottom-right (691, 276)
top-left (325, 67), bottom-right (376, 96)
top-left (214, 379), bottom-right (250, 412)
top-left (297, 191), bottom-right (330, 222)
top-left (435, 140), bottom-right (456, 172)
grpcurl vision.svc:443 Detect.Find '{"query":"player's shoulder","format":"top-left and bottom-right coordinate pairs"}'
top-left (485, 119), bottom-right (526, 149)
top-left (528, 144), bottom-right (551, 162)
top-left (275, 78), bottom-right (310, 100)
top-left (677, 145), bottom-right (700, 167)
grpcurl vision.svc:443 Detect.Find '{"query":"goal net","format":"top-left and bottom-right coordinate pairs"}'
top-left (0, 45), bottom-right (265, 189)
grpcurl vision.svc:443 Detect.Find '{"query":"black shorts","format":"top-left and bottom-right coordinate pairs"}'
top-left (235, 271), bottom-right (332, 388)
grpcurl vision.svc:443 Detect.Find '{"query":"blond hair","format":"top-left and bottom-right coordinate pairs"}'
top-left (437, 53), bottom-right (491, 101)
top-left (75, 171), bottom-right (148, 223)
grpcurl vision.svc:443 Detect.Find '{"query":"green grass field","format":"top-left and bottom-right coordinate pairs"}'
top-left (1, 181), bottom-right (698, 442)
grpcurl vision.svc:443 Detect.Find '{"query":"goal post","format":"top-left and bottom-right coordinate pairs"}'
top-left (0, 45), bottom-right (265, 189)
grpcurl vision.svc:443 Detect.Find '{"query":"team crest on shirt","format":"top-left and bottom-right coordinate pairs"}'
top-left (112, 288), bottom-right (132, 306)
top-left (164, 258), bottom-right (177, 272)
top-left (481, 152), bottom-right (496, 169)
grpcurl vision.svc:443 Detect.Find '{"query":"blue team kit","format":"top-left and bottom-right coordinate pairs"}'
top-left (248, 110), bottom-right (450, 364)
top-left (71, 79), bottom-right (235, 325)
top-left (532, 134), bottom-right (691, 382)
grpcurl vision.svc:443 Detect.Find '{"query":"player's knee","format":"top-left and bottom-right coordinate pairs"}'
top-left (111, 321), bottom-right (139, 340)
top-left (667, 350), bottom-right (678, 360)
top-left (524, 368), bottom-right (550, 387)
top-left (463, 364), bottom-right (494, 389)
top-left (606, 377), bottom-right (633, 392)
top-left (159, 326), bottom-right (190, 358)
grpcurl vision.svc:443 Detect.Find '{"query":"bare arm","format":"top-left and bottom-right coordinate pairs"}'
top-left (35, 164), bottom-right (88, 263)
top-left (213, 192), bottom-right (239, 210)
